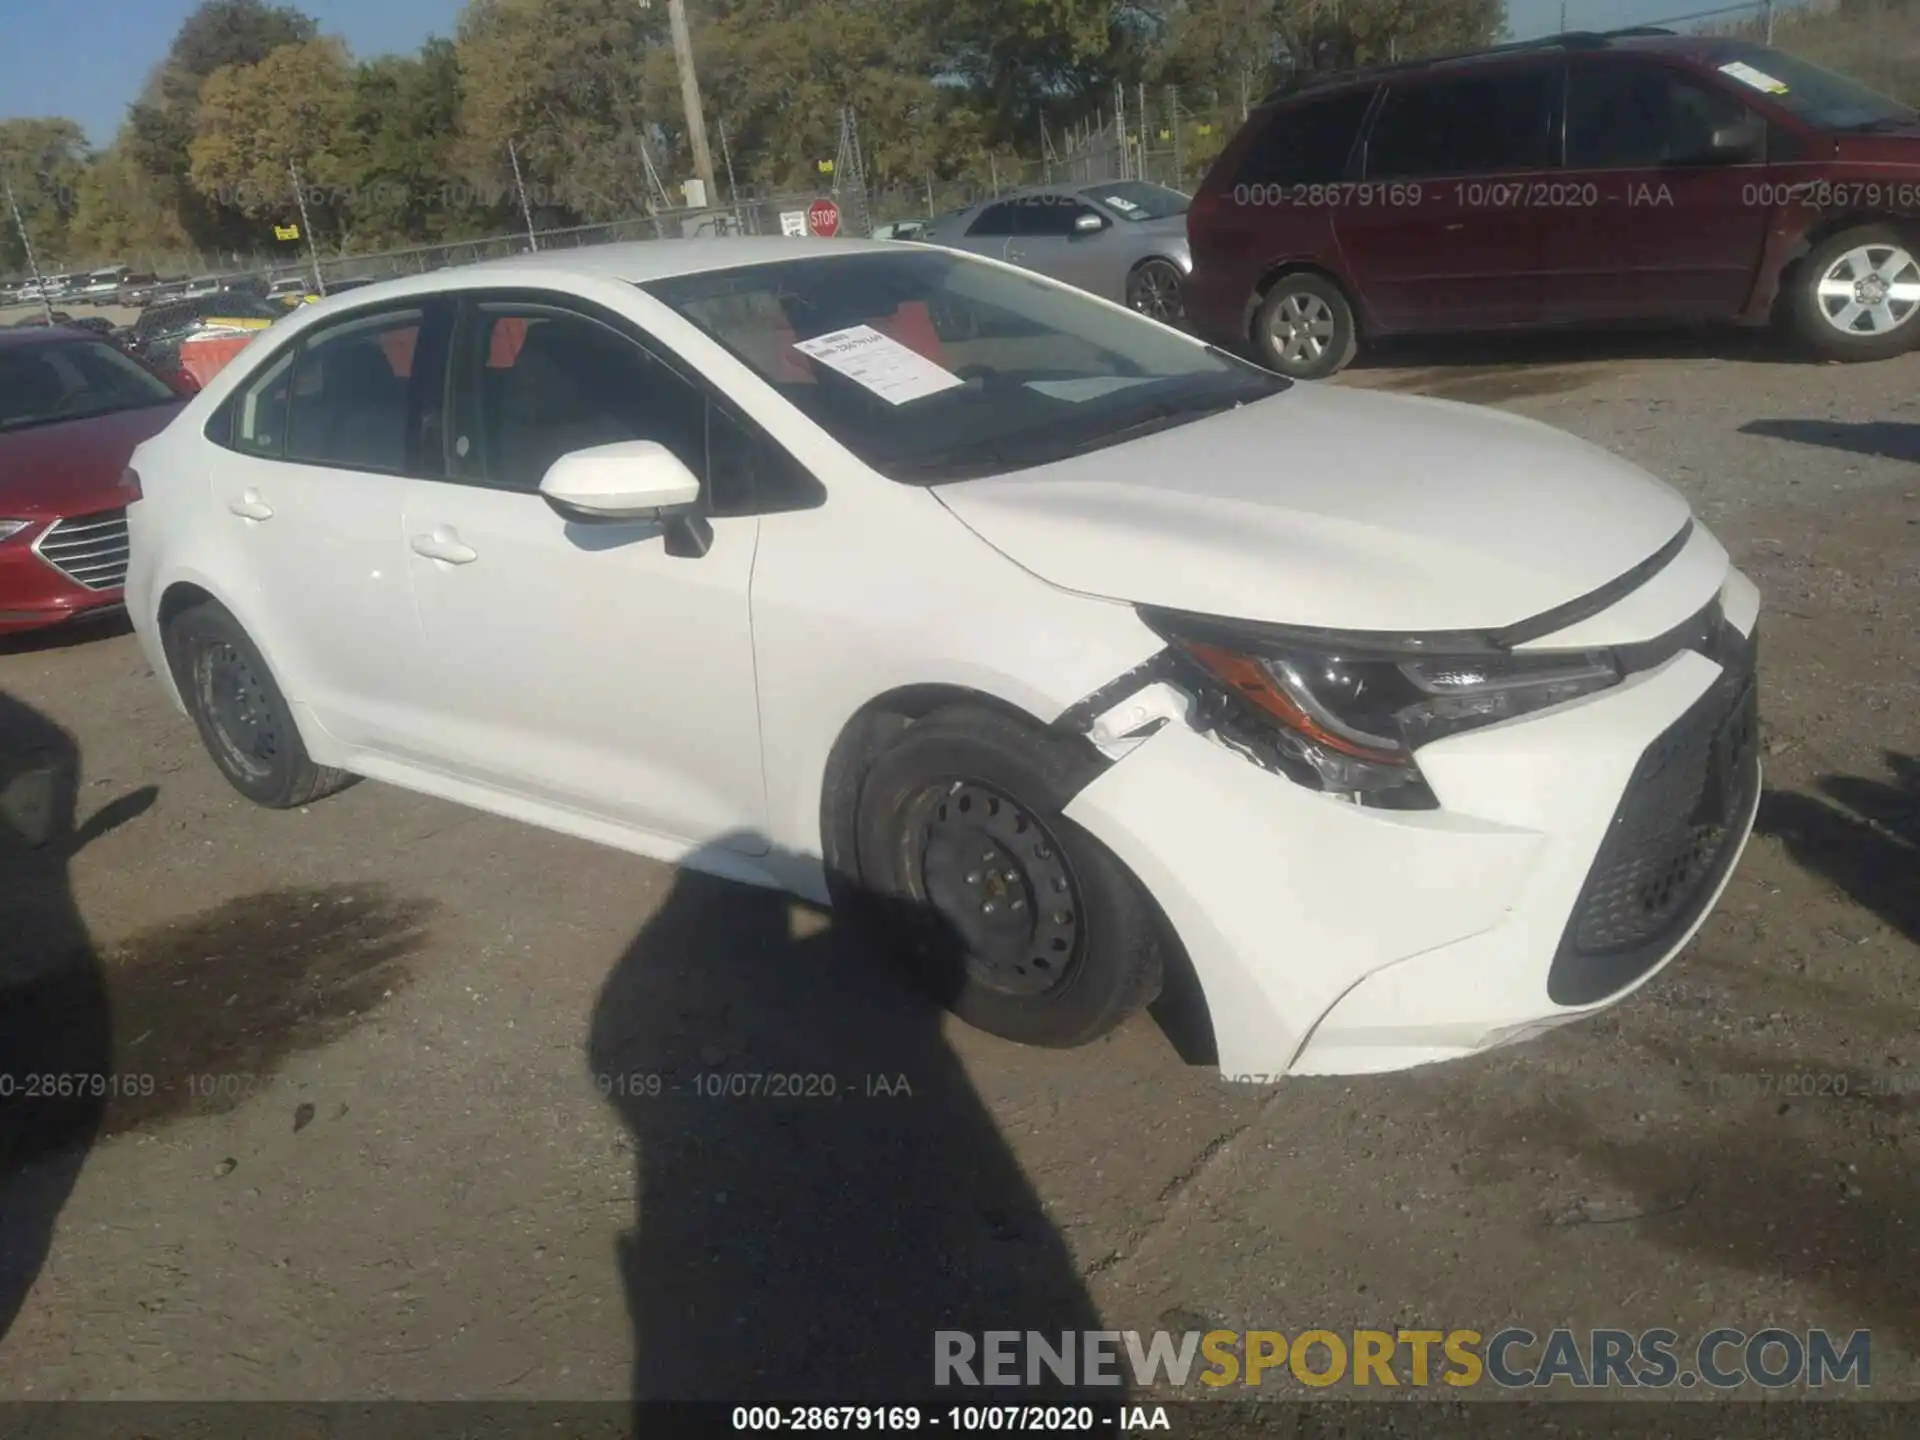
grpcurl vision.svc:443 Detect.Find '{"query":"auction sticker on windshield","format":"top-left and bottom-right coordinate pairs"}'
top-left (1719, 60), bottom-right (1790, 94)
top-left (792, 324), bottom-right (965, 405)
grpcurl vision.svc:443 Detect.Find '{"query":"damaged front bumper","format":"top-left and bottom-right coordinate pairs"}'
top-left (1061, 571), bottom-right (1762, 1080)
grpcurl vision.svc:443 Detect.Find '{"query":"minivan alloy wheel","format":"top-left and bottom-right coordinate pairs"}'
top-left (1815, 242), bottom-right (1920, 336)
top-left (1267, 291), bottom-right (1337, 366)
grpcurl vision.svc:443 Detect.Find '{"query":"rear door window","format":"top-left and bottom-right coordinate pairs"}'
top-left (966, 203), bottom-right (1021, 238)
top-left (1365, 67), bottom-right (1557, 179)
top-left (285, 308), bottom-right (428, 473)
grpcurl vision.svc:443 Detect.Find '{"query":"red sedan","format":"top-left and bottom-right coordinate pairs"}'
top-left (0, 328), bottom-right (188, 636)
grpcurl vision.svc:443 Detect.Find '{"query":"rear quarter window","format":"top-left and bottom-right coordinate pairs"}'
top-left (1230, 88), bottom-right (1377, 189)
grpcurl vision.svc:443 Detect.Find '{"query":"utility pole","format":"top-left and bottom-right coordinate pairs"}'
top-left (718, 120), bottom-right (743, 234)
top-left (1763, 0), bottom-right (1775, 43)
top-left (4, 178), bottom-right (55, 325)
top-left (508, 139), bottom-right (539, 251)
top-left (1558, 1), bottom-right (1568, 32)
top-left (288, 159), bottom-right (326, 296)
top-left (666, 0), bottom-right (719, 205)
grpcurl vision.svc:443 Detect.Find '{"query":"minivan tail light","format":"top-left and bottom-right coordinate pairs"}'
top-left (1188, 187), bottom-right (1224, 247)
top-left (119, 467), bottom-right (143, 502)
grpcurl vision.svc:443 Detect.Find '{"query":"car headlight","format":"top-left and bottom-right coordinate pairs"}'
top-left (0, 520), bottom-right (35, 543)
top-left (1144, 610), bottom-right (1621, 799)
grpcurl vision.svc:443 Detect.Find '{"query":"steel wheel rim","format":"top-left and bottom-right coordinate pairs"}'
top-left (195, 641), bottom-right (279, 780)
top-left (905, 780), bottom-right (1082, 999)
top-left (1268, 290), bottom-right (1337, 367)
top-left (1130, 261), bottom-right (1185, 323)
top-left (1815, 243), bottom-right (1920, 336)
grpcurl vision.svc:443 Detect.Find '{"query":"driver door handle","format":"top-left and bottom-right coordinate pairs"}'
top-left (411, 528), bottom-right (478, 565)
top-left (227, 491), bottom-right (273, 521)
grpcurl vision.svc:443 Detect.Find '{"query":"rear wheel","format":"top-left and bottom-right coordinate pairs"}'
top-left (851, 705), bottom-right (1164, 1048)
top-left (1252, 272), bottom-right (1358, 379)
top-left (1788, 225), bottom-right (1920, 362)
top-left (163, 601), bottom-right (352, 809)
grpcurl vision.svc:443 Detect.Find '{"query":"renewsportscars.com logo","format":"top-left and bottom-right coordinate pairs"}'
top-left (934, 1328), bottom-right (1872, 1390)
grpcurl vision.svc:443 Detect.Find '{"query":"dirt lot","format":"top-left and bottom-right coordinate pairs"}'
top-left (0, 329), bottom-right (1916, 1406)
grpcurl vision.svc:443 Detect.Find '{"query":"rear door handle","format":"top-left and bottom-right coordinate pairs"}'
top-left (410, 528), bottom-right (478, 565)
top-left (227, 491), bottom-right (273, 521)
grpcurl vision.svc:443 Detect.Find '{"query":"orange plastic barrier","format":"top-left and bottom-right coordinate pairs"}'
top-left (177, 332), bottom-right (258, 386)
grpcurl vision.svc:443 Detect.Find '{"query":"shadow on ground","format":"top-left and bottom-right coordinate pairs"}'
top-left (589, 839), bottom-right (1113, 1403)
top-left (1351, 323), bottom-right (1793, 376)
top-left (1448, 753), bottom-right (1920, 1349)
top-left (1740, 420), bottom-right (1920, 466)
top-left (0, 693), bottom-right (137, 1338)
top-left (0, 687), bottom-right (436, 1339)
top-left (1757, 751), bottom-right (1919, 943)
top-left (0, 611), bottom-right (134, 658)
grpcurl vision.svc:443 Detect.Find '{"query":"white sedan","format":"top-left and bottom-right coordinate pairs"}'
top-left (123, 238), bottom-right (1761, 1078)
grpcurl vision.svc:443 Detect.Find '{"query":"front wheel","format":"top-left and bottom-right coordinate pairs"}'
top-left (1251, 272), bottom-right (1358, 379)
top-left (851, 705), bottom-right (1165, 1049)
top-left (1788, 225), bottom-right (1920, 362)
top-left (1126, 258), bottom-right (1187, 326)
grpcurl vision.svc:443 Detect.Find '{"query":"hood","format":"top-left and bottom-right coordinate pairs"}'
top-left (932, 383), bottom-right (1693, 634)
top-left (0, 402), bottom-right (186, 516)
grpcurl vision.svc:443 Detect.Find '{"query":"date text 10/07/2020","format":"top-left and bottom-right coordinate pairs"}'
top-left (730, 1406), bottom-right (1170, 1432)
top-left (182, 1071), bottom-right (916, 1102)
top-left (1228, 181), bottom-right (1695, 208)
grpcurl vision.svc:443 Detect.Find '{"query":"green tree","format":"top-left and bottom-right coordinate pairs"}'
top-left (128, 0), bottom-right (320, 256)
top-left (676, 0), bottom-right (987, 192)
top-left (341, 39), bottom-right (469, 245)
top-left (66, 135), bottom-right (193, 267)
top-left (0, 118), bottom-right (89, 275)
top-left (455, 0), bottom-right (673, 223)
top-left (188, 38), bottom-right (356, 248)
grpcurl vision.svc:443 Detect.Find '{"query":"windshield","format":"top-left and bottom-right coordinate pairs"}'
top-left (1706, 41), bottom-right (1917, 129)
top-left (641, 250), bottom-right (1284, 483)
top-left (1081, 180), bottom-right (1190, 221)
top-left (0, 337), bottom-right (178, 433)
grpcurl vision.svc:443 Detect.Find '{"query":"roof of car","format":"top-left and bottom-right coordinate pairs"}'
top-left (0, 324), bottom-right (103, 349)
top-left (281, 237), bottom-right (907, 313)
top-left (1260, 27), bottom-right (1744, 105)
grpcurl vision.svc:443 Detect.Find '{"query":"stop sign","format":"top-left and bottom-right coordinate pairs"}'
top-left (807, 198), bottom-right (841, 237)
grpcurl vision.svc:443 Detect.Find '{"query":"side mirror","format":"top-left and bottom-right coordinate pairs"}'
top-left (1073, 212), bottom-right (1106, 236)
top-left (539, 439), bottom-right (713, 557)
top-left (1703, 114), bottom-right (1766, 163)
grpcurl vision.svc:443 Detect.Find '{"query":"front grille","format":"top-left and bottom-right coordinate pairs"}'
top-left (34, 507), bottom-right (130, 592)
top-left (1546, 620), bottom-right (1760, 1006)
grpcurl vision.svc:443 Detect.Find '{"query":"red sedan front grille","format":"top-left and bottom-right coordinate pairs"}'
top-left (34, 507), bottom-right (130, 592)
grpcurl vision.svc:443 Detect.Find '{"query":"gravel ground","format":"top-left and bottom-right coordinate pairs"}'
top-left (0, 329), bottom-right (1915, 1406)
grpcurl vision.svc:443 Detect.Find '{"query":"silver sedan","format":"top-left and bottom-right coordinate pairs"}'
top-left (920, 181), bottom-right (1192, 325)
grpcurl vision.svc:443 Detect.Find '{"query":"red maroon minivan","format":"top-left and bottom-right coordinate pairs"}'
top-left (1186, 28), bottom-right (1920, 377)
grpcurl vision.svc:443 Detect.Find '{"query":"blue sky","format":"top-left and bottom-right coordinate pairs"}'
top-left (4, 0), bottom-right (1756, 146)
top-left (0, 0), bottom-right (467, 144)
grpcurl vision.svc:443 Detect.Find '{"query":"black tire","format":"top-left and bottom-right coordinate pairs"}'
top-left (1251, 272), bottom-right (1358, 379)
top-left (851, 705), bottom-right (1164, 1049)
top-left (1787, 224), bottom-right (1920, 362)
top-left (1126, 257), bottom-right (1187, 326)
top-left (163, 601), bottom-right (353, 809)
